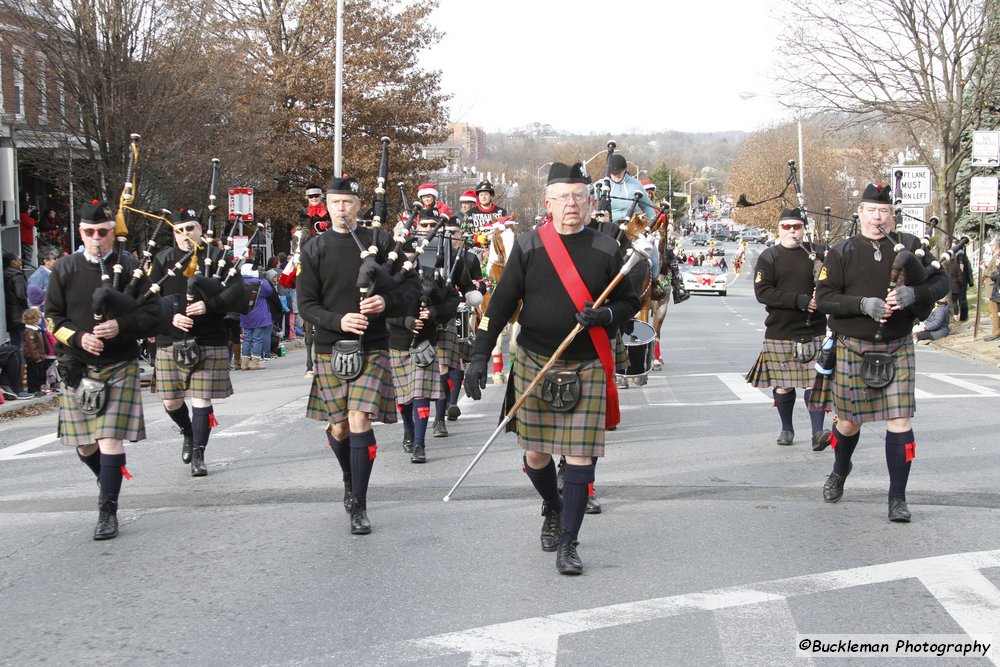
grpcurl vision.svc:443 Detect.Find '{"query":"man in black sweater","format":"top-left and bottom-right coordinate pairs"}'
top-left (747, 208), bottom-right (830, 449)
top-left (465, 162), bottom-right (640, 575)
top-left (151, 207), bottom-right (247, 476)
top-left (814, 183), bottom-right (949, 522)
top-left (45, 200), bottom-right (163, 540)
top-left (297, 176), bottom-right (421, 534)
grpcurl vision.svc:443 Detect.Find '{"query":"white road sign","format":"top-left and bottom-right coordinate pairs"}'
top-left (972, 131), bottom-right (1000, 168)
top-left (899, 206), bottom-right (925, 237)
top-left (969, 176), bottom-right (999, 213)
top-left (890, 166), bottom-right (932, 205)
top-left (228, 187), bottom-right (255, 221)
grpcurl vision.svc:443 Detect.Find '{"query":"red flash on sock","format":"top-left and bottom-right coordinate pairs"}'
top-left (587, 482), bottom-right (595, 496)
top-left (830, 432), bottom-right (839, 450)
top-left (447, 379), bottom-right (454, 391)
top-left (121, 466), bottom-right (133, 480)
top-left (208, 414), bottom-right (219, 428)
top-left (368, 444), bottom-right (378, 461)
top-left (416, 406), bottom-right (430, 419)
top-left (492, 354), bottom-right (502, 373)
top-left (905, 442), bottom-right (916, 462)
top-left (654, 341), bottom-right (660, 358)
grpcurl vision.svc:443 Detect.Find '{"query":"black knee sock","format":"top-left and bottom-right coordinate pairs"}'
top-left (191, 406), bottom-right (211, 448)
top-left (413, 398), bottom-right (430, 446)
top-left (523, 456), bottom-right (561, 509)
top-left (773, 389), bottom-right (796, 431)
top-left (803, 389), bottom-right (825, 434)
top-left (325, 429), bottom-right (351, 477)
top-left (448, 369), bottom-right (464, 404)
top-left (349, 430), bottom-right (377, 508)
top-left (885, 429), bottom-right (915, 500)
top-left (166, 404), bottom-right (192, 436)
top-left (77, 448), bottom-right (101, 478)
top-left (399, 403), bottom-right (414, 433)
top-left (831, 426), bottom-right (860, 476)
top-left (561, 461), bottom-right (596, 543)
top-left (435, 373), bottom-right (449, 420)
top-left (99, 453), bottom-right (127, 508)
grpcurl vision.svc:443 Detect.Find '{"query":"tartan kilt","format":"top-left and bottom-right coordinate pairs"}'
top-left (154, 344), bottom-right (233, 400)
top-left (435, 327), bottom-right (465, 369)
top-left (829, 335), bottom-right (916, 424)
top-left (747, 336), bottom-right (824, 388)
top-left (613, 333), bottom-right (628, 374)
top-left (389, 348), bottom-right (442, 404)
top-left (58, 360), bottom-right (145, 446)
top-left (306, 351), bottom-right (397, 424)
top-left (508, 346), bottom-right (606, 458)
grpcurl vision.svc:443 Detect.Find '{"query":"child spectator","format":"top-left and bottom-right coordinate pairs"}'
top-left (21, 308), bottom-right (51, 395)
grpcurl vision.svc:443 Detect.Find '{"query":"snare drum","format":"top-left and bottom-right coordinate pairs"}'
top-left (454, 303), bottom-right (472, 343)
top-left (622, 320), bottom-right (655, 377)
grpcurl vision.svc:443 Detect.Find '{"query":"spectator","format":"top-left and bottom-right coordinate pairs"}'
top-left (239, 266), bottom-right (273, 370)
top-left (914, 300), bottom-right (951, 343)
top-left (3, 252), bottom-right (28, 348)
top-left (21, 308), bottom-right (50, 395)
top-left (947, 249), bottom-right (973, 322)
top-left (19, 196), bottom-right (37, 265)
top-left (0, 342), bottom-right (32, 400)
top-left (28, 247), bottom-right (60, 308)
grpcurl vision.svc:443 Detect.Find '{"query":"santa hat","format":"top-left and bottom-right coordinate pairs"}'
top-left (641, 179), bottom-right (656, 191)
top-left (459, 190), bottom-right (477, 204)
top-left (417, 183), bottom-right (439, 199)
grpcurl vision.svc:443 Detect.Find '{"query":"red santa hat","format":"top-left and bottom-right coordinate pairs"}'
top-left (641, 179), bottom-right (656, 192)
top-left (417, 183), bottom-right (439, 199)
top-left (459, 189), bottom-right (477, 204)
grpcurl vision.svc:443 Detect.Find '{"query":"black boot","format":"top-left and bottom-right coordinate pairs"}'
top-left (410, 444), bottom-right (426, 463)
top-left (342, 475), bottom-right (353, 513)
top-left (93, 497), bottom-right (119, 540)
top-left (822, 462), bottom-right (851, 503)
top-left (191, 446), bottom-right (207, 477)
top-left (402, 429), bottom-right (414, 453)
top-left (540, 501), bottom-right (561, 552)
top-left (556, 532), bottom-right (583, 575)
top-left (181, 431), bottom-right (194, 464)
top-left (350, 503), bottom-right (371, 535)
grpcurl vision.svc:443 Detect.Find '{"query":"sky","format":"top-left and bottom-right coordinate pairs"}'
top-left (420, 0), bottom-right (793, 135)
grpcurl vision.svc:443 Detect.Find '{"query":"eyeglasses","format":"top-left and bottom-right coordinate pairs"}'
top-left (174, 224), bottom-right (200, 234)
top-left (549, 193), bottom-right (589, 205)
top-left (779, 223), bottom-right (804, 231)
top-left (307, 195), bottom-right (323, 199)
top-left (81, 227), bottom-right (112, 238)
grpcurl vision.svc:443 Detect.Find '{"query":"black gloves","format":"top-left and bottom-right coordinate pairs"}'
top-left (464, 353), bottom-right (489, 400)
top-left (795, 293), bottom-right (811, 311)
top-left (575, 301), bottom-right (613, 328)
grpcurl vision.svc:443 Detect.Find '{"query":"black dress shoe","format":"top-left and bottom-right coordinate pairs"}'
top-left (342, 476), bottom-right (353, 513)
top-left (888, 497), bottom-right (912, 522)
top-left (431, 420), bottom-right (448, 437)
top-left (402, 429), bottom-right (414, 453)
top-left (190, 447), bottom-right (207, 477)
top-left (556, 539), bottom-right (583, 575)
top-left (410, 445), bottom-right (426, 463)
top-left (776, 430), bottom-right (794, 446)
top-left (181, 432), bottom-right (194, 464)
top-left (540, 501), bottom-right (561, 552)
top-left (350, 505), bottom-right (371, 535)
top-left (822, 463), bottom-right (852, 503)
top-left (446, 403), bottom-right (461, 421)
top-left (93, 499), bottom-right (119, 540)
top-left (811, 430), bottom-right (833, 451)
top-left (585, 495), bottom-right (602, 514)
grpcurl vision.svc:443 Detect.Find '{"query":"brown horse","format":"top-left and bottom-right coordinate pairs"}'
top-left (475, 219), bottom-right (522, 384)
top-left (622, 212), bottom-right (671, 371)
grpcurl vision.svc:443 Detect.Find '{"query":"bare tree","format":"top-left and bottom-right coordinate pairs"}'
top-left (777, 0), bottom-right (1000, 237)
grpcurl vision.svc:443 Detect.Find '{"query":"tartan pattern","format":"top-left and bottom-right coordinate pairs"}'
top-left (829, 335), bottom-right (916, 424)
top-left (306, 351), bottom-right (397, 424)
top-left (435, 327), bottom-right (466, 369)
top-left (57, 360), bottom-right (145, 446)
top-left (746, 336), bottom-right (825, 388)
top-left (613, 333), bottom-right (628, 374)
top-left (510, 346), bottom-right (606, 457)
top-left (389, 348), bottom-right (443, 404)
top-left (154, 344), bottom-right (233, 400)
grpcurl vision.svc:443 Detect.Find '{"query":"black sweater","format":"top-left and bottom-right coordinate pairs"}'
top-left (472, 226), bottom-right (640, 360)
top-left (150, 245), bottom-right (248, 347)
top-left (816, 233), bottom-right (950, 341)
top-left (44, 252), bottom-right (163, 365)
top-left (753, 243), bottom-right (827, 340)
top-left (297, 225), bottom-right (422, 353)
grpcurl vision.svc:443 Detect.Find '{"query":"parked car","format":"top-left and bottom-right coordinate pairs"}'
top-left (682, 264), bottom-right (727, 296)
top-left (691, 233), bottom-right (709, 246)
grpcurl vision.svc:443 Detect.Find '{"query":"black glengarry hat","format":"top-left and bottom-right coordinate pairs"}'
top-left (327, 176), bottom-right (360, 197)
top-left (861, 183), bottom-right (892, 205)
top-left (547, 162), bottom-right (589, 185)
top-left (172, 207), bottom-right (201, 224)
top-left (80, 200), bottom-right (114, 224)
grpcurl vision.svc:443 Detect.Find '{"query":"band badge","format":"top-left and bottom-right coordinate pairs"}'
top-left (818, 267), bottom-right (828, 281)
top-left (754, 271), bottom-right (763, 283)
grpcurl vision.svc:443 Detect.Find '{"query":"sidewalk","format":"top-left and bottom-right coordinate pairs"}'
top-left (921, 317), bottom-right (1000, 366)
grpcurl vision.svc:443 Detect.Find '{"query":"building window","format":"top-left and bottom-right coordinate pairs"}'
top-left (13, 51), bottom-right (25, 119)
top-left (37, 58), bottom-right (47, 123)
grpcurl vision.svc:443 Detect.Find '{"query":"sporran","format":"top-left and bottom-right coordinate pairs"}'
top-left (539, 370), bottom-right (581, 412)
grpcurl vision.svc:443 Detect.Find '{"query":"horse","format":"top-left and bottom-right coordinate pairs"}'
top-left (479, 218), bottom-right (522, 384)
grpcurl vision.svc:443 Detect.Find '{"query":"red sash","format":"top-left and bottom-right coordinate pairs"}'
top-left (537, 223), bottom-right (620, 429)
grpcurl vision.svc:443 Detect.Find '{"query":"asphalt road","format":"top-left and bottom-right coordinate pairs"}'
top-left (2, 241), bottom-right (999, 666)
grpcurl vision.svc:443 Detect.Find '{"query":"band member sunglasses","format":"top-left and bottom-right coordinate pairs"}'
top-left (174, 224), bottom-right (200, 234)
top-left (779, 223), bottom-right (804, 231)
top-left (307, 194), bottom-right (323, 199)
top-left (81, 227), bottom-right (112, 238)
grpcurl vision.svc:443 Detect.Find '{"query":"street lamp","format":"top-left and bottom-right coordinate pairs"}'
top-left (536, 162), bottom-right (554, 178)
top-left (739, 91), bottom-right (804, 193)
